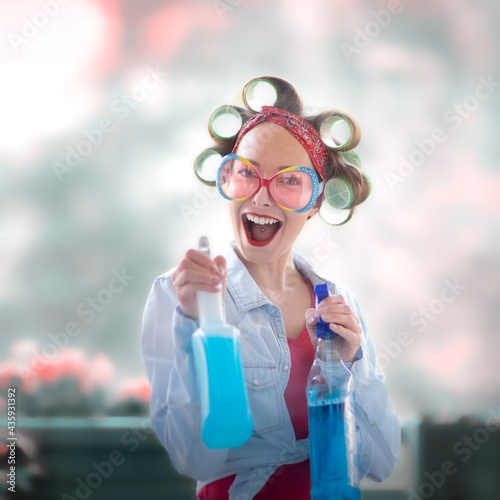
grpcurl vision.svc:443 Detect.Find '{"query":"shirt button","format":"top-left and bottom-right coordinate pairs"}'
top-left (253, 379), bottom-right (260, 386)
top-left (277, 334), bottom-right (285, 339)
top-left (271, 307), bottom-right (278, 314)
top-left (282, 365), bottom-right (289, 372)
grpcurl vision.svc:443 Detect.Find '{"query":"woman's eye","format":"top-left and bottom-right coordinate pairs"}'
top-left (279, 174), bottom-right (301, 185)
top-left (237, 167), bottom-right (257, 178)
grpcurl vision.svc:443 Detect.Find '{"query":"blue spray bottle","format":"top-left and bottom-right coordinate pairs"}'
top-left (307, 284), bottom-right (360, 500)
top-left (191, 236), bottom-right (253, 449)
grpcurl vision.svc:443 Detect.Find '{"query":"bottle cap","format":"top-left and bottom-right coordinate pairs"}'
top-left (314, 284), bottom-right (338, 339)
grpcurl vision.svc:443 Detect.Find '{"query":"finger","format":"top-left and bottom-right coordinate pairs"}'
top-left (174, 252), bottom-right (220, 282)
top-left (316, 303), bottom-right (360, 327)
top-left (328, 323), bottom-right (361, 347)
top-left (212, 255), bottom-right (227, 278)
top-left (317, 297), bottom-right (360, 324)
top-left (176, 282), bottom-right (222, 302)
top-left (305, 308), bottom-right (319, 325)
top-left (185, 248), bottom-right (220, 273)
top-left (317, 294), bottom-right (346, 308)
top-left (305, 309), bottom-right (319, 348)
top-left (212, 255), bottom-right (227, 299)
top-left (316, 301), bottom-right (353, 315)
top-left (318, 313), bottom-right (362, 334)
top-left (174, 268), bottom-right (221, 289)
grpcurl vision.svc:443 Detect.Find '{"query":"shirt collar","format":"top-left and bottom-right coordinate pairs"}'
top-left (224, 241), bottom-right (270, 313)
top-left (223, 241), bottom-right (337, 314)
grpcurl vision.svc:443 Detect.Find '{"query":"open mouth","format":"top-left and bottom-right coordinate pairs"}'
top-left (242, 213), bottom-right (283, 247)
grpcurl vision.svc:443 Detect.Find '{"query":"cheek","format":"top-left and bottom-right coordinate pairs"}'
top-left (227, 202), bottom-right (242, 226)
top-left (278, 214), bottom-right (307, 239)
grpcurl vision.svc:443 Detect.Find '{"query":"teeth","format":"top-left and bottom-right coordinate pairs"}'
top-left (246, 214), bottom-right (279, 225)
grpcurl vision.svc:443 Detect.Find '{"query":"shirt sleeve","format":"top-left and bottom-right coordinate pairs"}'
top-left (341, 287), bottom-right (401, 482)
top-left (141, 274), bottom-right (230, 481)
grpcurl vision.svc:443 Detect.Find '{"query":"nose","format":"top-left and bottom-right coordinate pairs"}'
top-left (252, 184), bottom-right (274, 208)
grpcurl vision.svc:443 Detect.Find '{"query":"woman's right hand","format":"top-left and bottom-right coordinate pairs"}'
top-left (172, 249), bottom-right (227, 321)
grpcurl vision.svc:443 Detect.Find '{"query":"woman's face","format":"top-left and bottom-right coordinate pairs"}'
top-left (228, 122), bottom-right (319, 264)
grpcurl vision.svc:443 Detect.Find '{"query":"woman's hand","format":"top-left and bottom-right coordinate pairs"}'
top-left (172, 249), bottom-right (227, 321)
top-left (305, 295), bottom-right (362, 363)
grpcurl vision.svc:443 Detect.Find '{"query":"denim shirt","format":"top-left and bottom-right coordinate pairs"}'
top-left (141, 241), bottom-right (401, 500)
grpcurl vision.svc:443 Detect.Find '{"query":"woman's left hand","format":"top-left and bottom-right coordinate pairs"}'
top-left (305, 295), bottom-right (362, 363)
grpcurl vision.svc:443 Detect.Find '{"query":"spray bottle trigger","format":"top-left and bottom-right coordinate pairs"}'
top-left (314, 283), bottom-right (336, 338)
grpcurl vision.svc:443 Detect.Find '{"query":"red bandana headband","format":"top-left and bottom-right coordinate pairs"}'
top-left (231, 105), bottom-right (330, 180)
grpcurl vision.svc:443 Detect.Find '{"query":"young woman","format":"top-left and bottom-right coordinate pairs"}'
top-left (141, 77), bottom-right (401, 500)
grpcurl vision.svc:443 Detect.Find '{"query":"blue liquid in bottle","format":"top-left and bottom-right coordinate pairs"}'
top-left (308, 394), bottom-right (359, 500)
top-left (191, 237), bottom-right (253, 449)
top-left (307, 284), bottom-right (360, 500)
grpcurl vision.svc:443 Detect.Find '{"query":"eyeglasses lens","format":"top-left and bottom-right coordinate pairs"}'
top-left (270, 171), bottom-right (312, 211)
top-left (220, 159), bottom-right (259, 200)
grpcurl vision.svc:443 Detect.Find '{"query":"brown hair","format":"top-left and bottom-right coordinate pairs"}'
top-left (195, 76), bottom-right (371, 223)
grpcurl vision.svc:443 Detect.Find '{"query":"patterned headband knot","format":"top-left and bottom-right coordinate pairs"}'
top-left (231, 106), bottom-right (330, 180)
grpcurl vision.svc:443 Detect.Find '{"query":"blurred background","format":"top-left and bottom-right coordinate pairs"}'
top-left (0, 0), bottom-right (499, 498)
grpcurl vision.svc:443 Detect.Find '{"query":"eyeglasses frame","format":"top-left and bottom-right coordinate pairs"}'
top-left (216, 154), bottom-right (324, 213)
